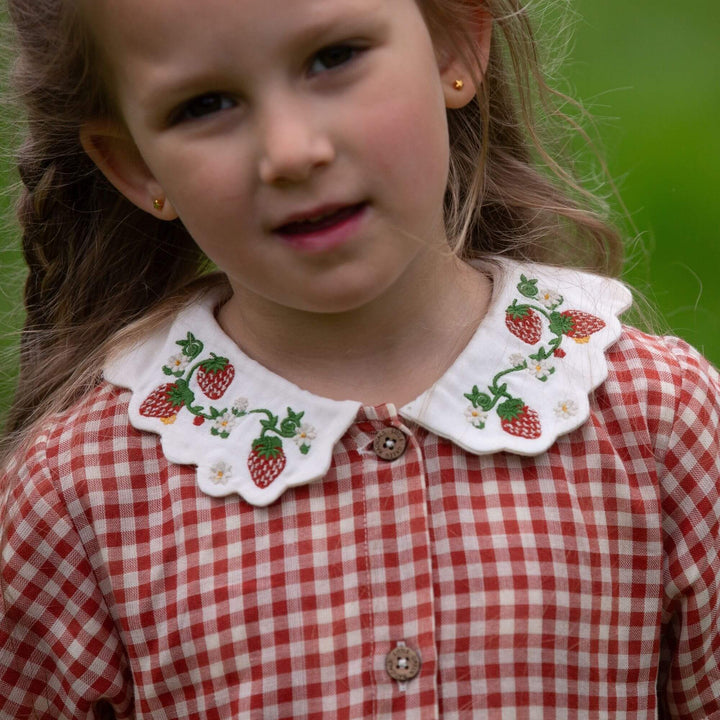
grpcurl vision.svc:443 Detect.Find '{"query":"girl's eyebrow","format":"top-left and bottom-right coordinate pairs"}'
top-left (280, 1), bottom-right (386, 46)
top-left (136, 6), bottom-right (386, 109)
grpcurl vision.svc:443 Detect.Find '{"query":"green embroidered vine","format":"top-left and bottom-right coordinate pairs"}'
top-left (139, 332), bottom-right (316, 487)
top-left (464, 274), bottom-right (606, 440)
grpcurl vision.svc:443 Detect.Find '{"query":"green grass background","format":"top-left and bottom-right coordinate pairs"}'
top-left (568, 0), bottom-right (719, 363)
top-left (1, 1), bottom-right (718, 413)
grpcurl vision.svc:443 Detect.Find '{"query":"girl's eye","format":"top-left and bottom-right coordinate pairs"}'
top-left (176, 93), bottom-right (235, 122)
top-left (308, 44), bottom-right (360, 75)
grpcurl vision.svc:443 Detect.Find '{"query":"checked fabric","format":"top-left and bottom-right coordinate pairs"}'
top-left (1, 262), bottom-right (719, 719)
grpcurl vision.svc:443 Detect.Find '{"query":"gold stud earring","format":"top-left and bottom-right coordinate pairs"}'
top-left (453, 79), bottom-right (464, 91)
top-left (153, 198), bottom-right (165, 212)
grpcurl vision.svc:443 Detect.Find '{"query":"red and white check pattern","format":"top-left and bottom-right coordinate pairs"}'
top-left (1, 328), bottom-right (719, 719)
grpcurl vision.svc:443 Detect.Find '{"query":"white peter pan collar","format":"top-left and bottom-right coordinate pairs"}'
top-left (104, 258), bottom-right (632, 506)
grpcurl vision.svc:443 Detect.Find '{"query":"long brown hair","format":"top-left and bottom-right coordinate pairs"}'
top-left (1, 0), bottom-right (623, 461)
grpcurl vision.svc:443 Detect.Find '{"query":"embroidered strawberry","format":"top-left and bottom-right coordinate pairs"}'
top-left (505, 304), bottom-right (543, 345)
top-left (247, 436), bottom-right (287, 488)
top-left (139, 383), bottom-right (185, 420)
top-left (196, 354), bottom-right (235, 400)
top-left (553, 310), bottom-right (605, 344)
top-left (497, 398), bottom-right (542, 439)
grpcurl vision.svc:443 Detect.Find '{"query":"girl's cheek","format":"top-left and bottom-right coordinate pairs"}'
top-left (361, 87), bottom-right (450, 181)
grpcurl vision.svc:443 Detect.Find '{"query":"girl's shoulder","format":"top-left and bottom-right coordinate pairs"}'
top-left (3, 381), bottom-right (142, 495)
top-left (600, 324), bottom-right (718, 474)
top-left (607, 324), bottom-right (718, 403)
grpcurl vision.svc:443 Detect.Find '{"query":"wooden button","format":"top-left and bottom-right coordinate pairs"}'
top-left (372, 427), bottom-right (407, 461)
top-left (386, 642), bottom-right (421, 682)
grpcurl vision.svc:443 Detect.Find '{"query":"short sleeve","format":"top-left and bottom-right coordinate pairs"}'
top-left (656, 340), bottom-right (720, 718)
top-left (0, 436), bottom-right (133, 719)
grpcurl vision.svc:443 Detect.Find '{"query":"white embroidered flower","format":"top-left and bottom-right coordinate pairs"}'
top-left (233, 397), bottom-right (249, 414)
top-left (538, 288), bottom-right (562, 310)
top-left (527, 359), bottom-right (553, 380)
top-left (465, 405), bottom-right (488, 429)
top-left (554, 399), bottom-right (578, 419)
top-left (509, 353), bottom-right (527, 368)
top-left (165, 353), bottom-right (189, 373)
top-left (293, 423), bottom-right (317, 446)
top-left (209, 461), bottom-right (232, 485)
top-left (213, 411), bottom-right (237, 434)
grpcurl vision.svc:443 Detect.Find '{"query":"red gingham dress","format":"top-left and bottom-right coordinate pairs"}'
top-left (1, 262), bottom-right (719, 719)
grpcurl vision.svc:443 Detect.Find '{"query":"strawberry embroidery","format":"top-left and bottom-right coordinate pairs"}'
top-left (464, 273), bottom-right (607, 441)
top-left (196, 354), bottom-right (235, 399)
top-left (148, 332), bottom-right (249, 434)
top-left (553, 310), bottom-right (606, 344)
top-left (498, 400), bottom-right (541, 439)
top-left (139, 383), bottom-right (186, 422)
top-left (505, 303), bottom-right (543, 345)
top-left (139, 332), bottom-right (315, 488)
top-left (243, 407), bottom-right (311, 487)
top-left (248, 436), bottom-right (287, 488)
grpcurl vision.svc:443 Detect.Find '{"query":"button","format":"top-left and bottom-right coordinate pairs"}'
top-left (373, 427), bottom-right (407, 461)
top-left (386, 642), bottom-right (421, 682)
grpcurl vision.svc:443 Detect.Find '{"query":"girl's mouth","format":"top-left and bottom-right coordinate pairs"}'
top-left (275, 203), bottom-right (367, 252)
top-left (276, 203), bottom-right (366, 235)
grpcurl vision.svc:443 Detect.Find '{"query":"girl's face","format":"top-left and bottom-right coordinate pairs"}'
top-left (83, 0), bottom-right (479, 316)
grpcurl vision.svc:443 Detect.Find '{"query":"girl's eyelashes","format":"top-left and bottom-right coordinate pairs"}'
top-left (171, 93), bottom-right (236, 124)
top-left (166, 43), bottom-right (366, 124)
top-left (308, 43), bottom-right (364, 76)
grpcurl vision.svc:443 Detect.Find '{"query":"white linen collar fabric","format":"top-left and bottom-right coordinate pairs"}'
top-left (103, 258), bottom-right (632, 507)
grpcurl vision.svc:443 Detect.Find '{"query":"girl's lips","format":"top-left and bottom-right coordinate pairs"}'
top-left (274, 203), bottom-right (367, 252)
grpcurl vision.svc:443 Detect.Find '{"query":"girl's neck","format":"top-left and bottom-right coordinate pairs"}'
top-left (217, 254), bottom-right (492, 407)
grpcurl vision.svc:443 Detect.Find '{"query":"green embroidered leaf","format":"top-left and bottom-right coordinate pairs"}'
top-left (280, 420), bottom-right (298, 437)
top-left (548, 312), bottom-right (575, 336)
top-left (299, 444), bottom-right (311, 455)
top-left (198, 353), bottom-right (230, 373)
top-left (167, 379), bottom-right (195, 407)
top-left (517, 275), bottom-right (539, 299)
top-left (260, 415), bottom-right (279, 433)
top-left (497, 397), bottom-right (525, 420)
top-left (505, 299), bottom-right (533, 320)
top-left (252, 435), bottom-right (284, 458)
top-left (489, 380), bottom-right (508, 396)
top-left (529, 347), bottom-right (552, 361)
top-left (286, 408), bottom-right (305, 424)
top-left (207, 407), bottom-right (228, 419)
top-left (177, 332), bottom-right (204, 360)
top-left (464, 387), bottom-right (493, 411)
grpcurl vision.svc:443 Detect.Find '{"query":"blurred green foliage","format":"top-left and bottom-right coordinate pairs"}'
top-left (569, 0), bottom-right (719, 364)
top-left (0, 0), bottom-right (718, 414)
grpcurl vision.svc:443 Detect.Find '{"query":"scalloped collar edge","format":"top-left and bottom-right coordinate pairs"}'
top-left (103, 259), bottom-right (632, 505)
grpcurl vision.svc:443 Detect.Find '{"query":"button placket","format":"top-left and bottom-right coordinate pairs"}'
top-left (357, 414), bottom-right (438, 713)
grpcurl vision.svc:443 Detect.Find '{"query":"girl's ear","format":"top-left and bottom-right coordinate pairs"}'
top-left (438, 10), bottom-right (492, 110)
top-left (79, 121), bottom-right (178, 220)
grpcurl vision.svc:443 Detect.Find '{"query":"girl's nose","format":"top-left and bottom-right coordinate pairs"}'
top-left (258, 104), bottom-right (335, 185)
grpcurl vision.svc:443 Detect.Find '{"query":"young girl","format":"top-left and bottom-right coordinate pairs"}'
top-left (1, 0), bottom-right (718, 717)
